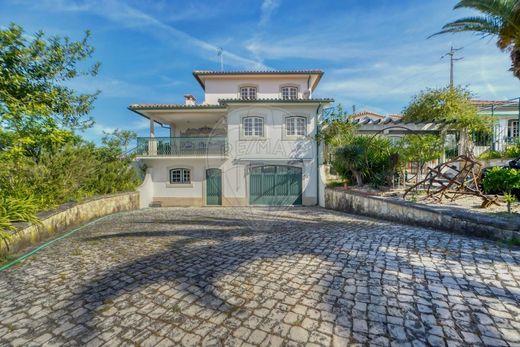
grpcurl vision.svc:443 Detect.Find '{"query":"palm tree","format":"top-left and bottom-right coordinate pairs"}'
top-left (432, 0), bottom-right (520, 79)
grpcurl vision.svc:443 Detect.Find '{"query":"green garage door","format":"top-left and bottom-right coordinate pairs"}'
top-left (249, 165), bottom-right (302, 205)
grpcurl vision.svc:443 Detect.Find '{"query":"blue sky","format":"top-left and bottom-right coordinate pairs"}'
top-left (2, 0), bottom-right (520, 141)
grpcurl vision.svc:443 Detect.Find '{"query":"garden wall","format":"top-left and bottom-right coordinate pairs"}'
top-left (1, 192), bottom-right (139, 257)
top-left (325, 188), bottom-right (520, 242)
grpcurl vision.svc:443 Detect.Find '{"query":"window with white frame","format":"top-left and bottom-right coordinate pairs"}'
top-left (169, 168), bottom-right (191, 184)
top-left (281, 86), bottom-right (298, 100)
top-left (509, 120), bottom-right (519, 139)
top-left (240, 86), bottom-right (257, 100)
top-left (285, 116), bottom-right (306, 136)
top-left (242, 116), bottom-right (264, 137)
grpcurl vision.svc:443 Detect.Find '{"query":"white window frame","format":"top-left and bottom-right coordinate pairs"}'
top-left (240, 86), bottom-right (257, 100)
top-left (169, 168), bottom-right (191, 184)
top-left (242, 116), bottom-right (264, 138)
top-left (509, 120), bottom-right (519, 139)
top-left (285, 116), bottom-right (307, 137)
top-left (281, 86), bottom-right (298, 100)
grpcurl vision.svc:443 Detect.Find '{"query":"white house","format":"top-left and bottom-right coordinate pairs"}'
top-left (471, 100), bottom-right (520, 154)
top-left (129, 70), bottom-right (333, 208)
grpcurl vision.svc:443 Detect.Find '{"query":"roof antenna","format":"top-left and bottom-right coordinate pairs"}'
top-left (217, 47), bottom-right (224, 71)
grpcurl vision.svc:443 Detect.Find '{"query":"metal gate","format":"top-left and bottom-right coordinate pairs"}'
top-left (206, 168), bottom-right (222, 205)
top-left (249, 165), bottom-right (302, 205)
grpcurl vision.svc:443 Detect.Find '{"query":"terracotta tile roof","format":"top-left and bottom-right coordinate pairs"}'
top-left (128, 104), bottom-right (226, 110)
top-left (348, 118), bottom-right (446, 125)
top-left (193, 69), bottom-right (325, 90)
top-left (218, 98), bottom-right (334, 104)
top-left (193, 69), bottom-right (324, 76)
top-left (353, 111), bottom-right (384, 118)
top-left (470, 100), bottom-right (510, 106)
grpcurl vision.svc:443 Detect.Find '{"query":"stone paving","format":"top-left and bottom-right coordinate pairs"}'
top-left (0, 207), bottom-right (520, 347)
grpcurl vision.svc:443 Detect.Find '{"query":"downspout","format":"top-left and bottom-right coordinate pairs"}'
top-left (315, 103), bottom-right (322, 206)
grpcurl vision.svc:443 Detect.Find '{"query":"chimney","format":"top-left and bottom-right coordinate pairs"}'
top-left (184, 94), bottom-right (196, 106)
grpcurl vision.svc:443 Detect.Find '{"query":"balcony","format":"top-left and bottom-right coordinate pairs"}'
top-left (136, 136), bottom-right (227, 157)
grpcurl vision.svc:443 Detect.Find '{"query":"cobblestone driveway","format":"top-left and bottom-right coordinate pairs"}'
top-left (1, 207), bottom-right (520, 346)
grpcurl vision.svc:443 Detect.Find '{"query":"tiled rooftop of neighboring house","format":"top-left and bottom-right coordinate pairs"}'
top-left (470, 99), bottom-right (511, 106)
top-left (352, 111), bottom-right (403, 120)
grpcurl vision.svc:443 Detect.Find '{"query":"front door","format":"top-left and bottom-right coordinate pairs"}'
top-left (206, 168), bottom-right (222, 206)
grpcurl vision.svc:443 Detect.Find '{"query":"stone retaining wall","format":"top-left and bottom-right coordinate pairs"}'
top-left (1, 192), bottom-right (139, 257)
top-left (325, 188), bottom-right (520, 242)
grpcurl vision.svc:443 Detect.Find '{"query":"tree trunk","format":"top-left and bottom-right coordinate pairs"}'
top-left (510, 45), bottom-right (520, 80)
top-left (352, 170), bottom-right (363, 186)
top-left (458, 128), bottom-right (473, 157)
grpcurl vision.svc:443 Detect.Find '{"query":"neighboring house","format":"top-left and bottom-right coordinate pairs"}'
top-left (129, 70), bottom-right (333, 208)
top-left (471, 100), bottom-right (520, 154)
top-left (348, 111), bottom-right (442, 146)
top-left (350, 111), bottom-right (402, 123)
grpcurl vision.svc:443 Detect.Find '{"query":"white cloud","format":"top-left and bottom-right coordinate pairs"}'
top-left (316, 39), bottom-right (520, 114)
top-left (259, 0), bottom-right (280, 27)
top-left (30, 0), bottom-right (269, 70)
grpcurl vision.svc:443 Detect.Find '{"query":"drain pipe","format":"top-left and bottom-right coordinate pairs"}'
top-left (315, 103), bottom-right (323, 206)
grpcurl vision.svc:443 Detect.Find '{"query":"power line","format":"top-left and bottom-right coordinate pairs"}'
top-left (441, 46), bottom-right (463, 87)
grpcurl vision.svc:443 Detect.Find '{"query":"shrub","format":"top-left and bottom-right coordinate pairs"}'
top-left (479, 150), bottom-right (504, 160)
top-left (504, 142), bottom-right (520, 159)
top-left (333, 135), bottom-right (399, 187)
top-left (0, 195), bottom-right (40, 248)
top-left (0, 142), bottom-right (141, 236)
top-left (398, 134), bottom-right (444, 177)
top-left (482, 167), bottom-right (520, 194)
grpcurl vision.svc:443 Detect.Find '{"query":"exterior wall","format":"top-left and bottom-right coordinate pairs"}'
top-left (1, 192), bottom-right (139, 257)
top-left (139, 104), bottom-right (322, 207)
top-left (226, 104), bottom-right (318, 205)
top-left (204, 77), bottom-right (309, 104)
top-left (138, 168), bottom-right (154, 208)
top-left (325, 188), bottom-right (520, 242)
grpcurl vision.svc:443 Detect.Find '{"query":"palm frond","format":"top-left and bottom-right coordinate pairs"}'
top-left (454, 0), bottom-right (520, 32)
top-left (454, 0), bottom-right (516, 17)
top-left (429, 16), bottom-right (501, 38)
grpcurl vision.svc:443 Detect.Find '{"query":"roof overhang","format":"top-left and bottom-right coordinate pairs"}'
top-left (128, 104), bottom-right (227, 125)
top-left (193, 70), bottom-right (325, 91)
top-left (218, 98), bottom-right (334, 106)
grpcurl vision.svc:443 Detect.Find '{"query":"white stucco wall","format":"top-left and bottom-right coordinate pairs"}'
top-left (204, 77), bottom-right (309, 104)
top-left (138, 103), bottom-right (322, 206)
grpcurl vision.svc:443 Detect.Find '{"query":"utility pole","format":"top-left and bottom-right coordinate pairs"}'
top-left (441, 46), bottom-right (463, 87)
top-left (217, 47), bottom-right (224, 71)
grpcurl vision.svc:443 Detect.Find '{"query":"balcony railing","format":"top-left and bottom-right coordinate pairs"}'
top-left (136, 137), bottom-right (227, 157)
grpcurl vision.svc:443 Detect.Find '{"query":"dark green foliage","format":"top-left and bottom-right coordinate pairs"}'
top-left (398, 134), bottom-right (444, 177)
top-left (333, 135), bottom-right (399, 187)
top-left (0, 24), bottom-right (140, 245)
top-left (402, 86), bottom-right (491, 155)
top-left (0, 23), bottom-right (99, 161)
top-left (504, 141), bottom-right (520, 159)
top-left (0, 142), bottom-right (140, 237)
top-left (482, 167), bottom-right (520, 194)
top-left (479, 150), bottom-right (504, 160)
top-left (482, 167), bottom-right (520, 214)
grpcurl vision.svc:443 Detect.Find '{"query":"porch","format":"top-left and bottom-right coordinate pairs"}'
top-left (136, 136), bottom-right (227, 157)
